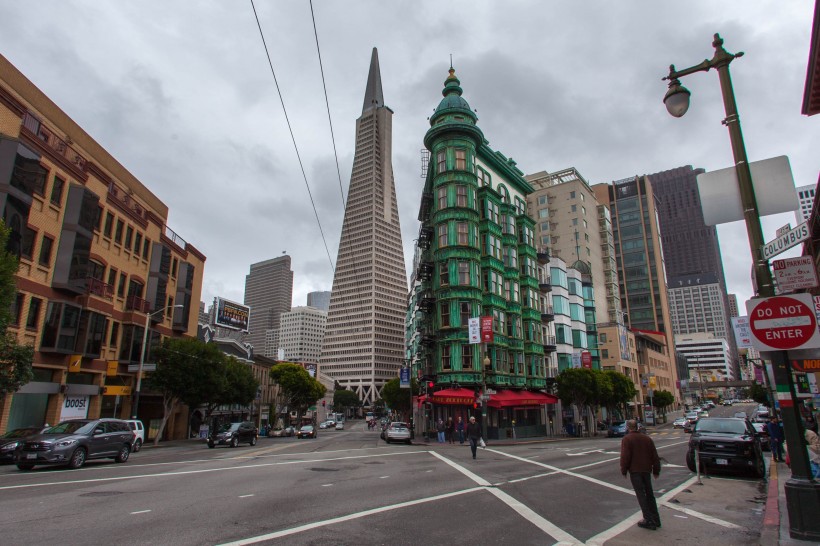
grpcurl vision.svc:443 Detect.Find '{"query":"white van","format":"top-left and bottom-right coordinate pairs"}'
top-left (125, 419), bottom-right (145, 452)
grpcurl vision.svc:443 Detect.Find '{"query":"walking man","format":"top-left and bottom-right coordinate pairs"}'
top-left (465, 416), bottom-right (481, 459)
top-left (456, 416), bottom-right (465, 444)
top-left (620, 419), bottom-right (661, 530)
top-left (436, 418), bottom-right (446, 443)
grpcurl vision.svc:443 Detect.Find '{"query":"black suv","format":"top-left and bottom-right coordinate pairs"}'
top-left (15, 419), bottom-right (134, 470)
top-left (208, 421), bottom-right (258, 448)
top-left (686, 417), bottom-right (765, 478)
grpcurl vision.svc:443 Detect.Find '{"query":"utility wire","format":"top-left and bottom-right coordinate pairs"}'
top-left (250, 0), bottom-right (334, 272)
top-left (309, 0), bottom-right (347, 209)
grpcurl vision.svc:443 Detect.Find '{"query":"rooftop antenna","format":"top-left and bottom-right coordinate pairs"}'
top-left (449, 54), bottom-right (453, 69)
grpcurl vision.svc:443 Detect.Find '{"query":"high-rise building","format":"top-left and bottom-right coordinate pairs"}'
top-left (319, 48), bottom-right (408, 405)
top-left (243, 255), bottom-right (293, 357)
top-left (796, 183), bottom-right (817, 224)
top-left (727, 293), bottom-right (739, 318)
top-left (306, 291), bottom-right (331, 312)
top-left (667, 273), bottom-right (730, 340)
top-left (407, 64), bottom-right (556, 439)
top-left (0, 54), bottom-right (205, 436)
top-left (525, 168), bottom-right (619, 326)
top-left (675, 333), bottom-right (735, 382)
top-left (279, 306), bottom-right (327, 365)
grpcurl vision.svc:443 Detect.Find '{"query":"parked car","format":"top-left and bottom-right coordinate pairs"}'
top-left (15, 419), bottom-right (133, 470)
top-left (673, 417), bottom-right (687, 429)
top-left (125, 419), bottom-right (145, 452)
top-left (733, 412), bottom-right (748, 419)
top-left (751, 422), bottom-right (771, 451)
top-left (319, 420), bottom-right (335, 429)
top-left (723, 400), bottom-right (734, 406)
top-left (684, 420), bottom-right (695, 434)
top-left (0, 427), bottom-right (44, 464)
top-left (698, 410), bottom-right (710, 419)
top-left (335, 422), bottom-right (345, 430)
top-left (385, 422), bottom-right (411, 444)
top-left (208, 421), bottom-right (258, 448)
top-left (297, 425), bottom-right (317, 439)
top-left (685, 412), bottom-right (700, 424)
top-left (686, 417), bottom-right (765, 478)
top-left (607, 421), bottom-right (646, 438)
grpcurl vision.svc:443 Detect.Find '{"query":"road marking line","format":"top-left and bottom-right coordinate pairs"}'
top-left (0, 451), bottom-right (427, 491)
top-left (428, 451), bottom-right (491, 486)
top-left (216, 486), bottom-right (484, 545)
top-left (321, 483), bottom-right (333, 487)
top-left (659, 502), bottom-right (743, 529)
top-left (239, 494), bottom-right (254, 498)
top-left (507, 471), bottom-right (557, 484)
top-left (130, 510), bottom-right (151, 515)
top-left (379, 476), bottom-right (389, 479)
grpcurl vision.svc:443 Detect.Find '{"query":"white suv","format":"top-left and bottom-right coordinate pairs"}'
top-left (125, 420), bottom-right (145, 452)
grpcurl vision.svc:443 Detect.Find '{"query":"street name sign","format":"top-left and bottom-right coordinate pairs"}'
top-left (762, 221), bottom-right (809, 260)
top-left (746, 293), bottom-right (820, 351)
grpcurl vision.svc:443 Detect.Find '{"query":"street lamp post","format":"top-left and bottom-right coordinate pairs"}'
top-left (664, 34), bottom-right (820, 540)
top-left (482, 347), bottom-right (490, 442)
top-left (131, 304), bottom-right (184, 420)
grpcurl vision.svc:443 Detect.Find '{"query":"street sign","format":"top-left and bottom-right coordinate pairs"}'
top-left (762, 221), bottom-right (809, 260)
top-left (731, 316), bottom-right (753, 348)
top-left (480, 316), bottom-right (494, 343)
top-left (127, 364), bottom-right (156, 372)
top-left (485, 388), bottom-right (497, 395)
top-left (481, 394), bottom-right (491, 401)
top-left (400, 367), bottom-right (410, 389)
top-left (581, 351), bottom-right (592, 369)
top-left (102, 385), bottom-right (131, 396)
top-left (468, 317), bottom-right (481, 344)
top-left (746, 293), bottom-right (820, 351)
top-left (776, 223), bottom-right (792, 238)
top-left (773, 256), bottom-right (818, 293)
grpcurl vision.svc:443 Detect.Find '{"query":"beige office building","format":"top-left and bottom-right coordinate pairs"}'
top-left (279, 306), bottom-right (327, 365)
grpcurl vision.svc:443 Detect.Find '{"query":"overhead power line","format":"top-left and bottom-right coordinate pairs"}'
top-left (250, 0), bottom-right (334, 272)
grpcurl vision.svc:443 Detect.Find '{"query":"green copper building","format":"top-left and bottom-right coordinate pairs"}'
top-left (409, 67), bottom-right (556, 440)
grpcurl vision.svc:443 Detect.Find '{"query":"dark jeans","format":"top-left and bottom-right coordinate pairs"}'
top-left (457, 430), bottom-right (464, 444)
top-left (771, 439), bottom-right (783, 461)
top-left (629, 472), bottom-right (660, 526)
top-left (468, 437), bottom-right (478, 458)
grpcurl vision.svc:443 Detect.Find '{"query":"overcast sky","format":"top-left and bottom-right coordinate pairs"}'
top-left (2, 1), bottom-right (817, 316)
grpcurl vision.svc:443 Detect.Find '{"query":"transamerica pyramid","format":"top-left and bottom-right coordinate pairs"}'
top-left (319, 48), bottom-right (408, 406)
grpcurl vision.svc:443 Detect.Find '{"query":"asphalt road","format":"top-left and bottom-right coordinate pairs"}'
top-left (0, 404), bottom-right (766, 545)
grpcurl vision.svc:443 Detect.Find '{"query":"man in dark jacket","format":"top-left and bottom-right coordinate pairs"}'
top-left (465, 416), bottom-right (482, 459)
top-left (620, 419), bottom-right (661, 530)
top-left (767, 416), bottom-right (785, 462)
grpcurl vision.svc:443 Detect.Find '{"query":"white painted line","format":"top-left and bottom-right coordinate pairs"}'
top-left (674, 514), bottom-right (689, 519)
top-left (239, 494), bottom-right (254, 498)
top-left (130, 510), bottom-right (151, 515)
top-left (659, 502), bottom-right (743, 529)
top-left (507, 471), bottom-right (557, 484)
top-left (428, 451), bottom-right (491, 487)
top-left (486, 487), bottom-right (581, 544)
top-left (0, 450), bottom-right (427, 491)
top-left (321, 484), bottom-right (333, 487)
top-left (216, 486), bottom-right (484, 545)
top-left (379, 476), bottom-right (389, 479)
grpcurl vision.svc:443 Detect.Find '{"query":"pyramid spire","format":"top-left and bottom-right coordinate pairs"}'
top-left (362, 47), bottom-right (384, 113)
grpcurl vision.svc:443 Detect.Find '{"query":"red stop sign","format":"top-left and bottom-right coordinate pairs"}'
top-left (749, 295), bottom-right (818, 351)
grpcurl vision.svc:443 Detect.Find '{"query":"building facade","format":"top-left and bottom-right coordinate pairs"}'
top-left (796, 183), bottom-right (816, 224)
top-left (243, 255), bottom-right (293, 358)
top-left (675, 333), bottom-right (734, 401)
top-left (319, 49), bottom-right (408, 405)
top-left (667, 273), bottom-right (730, 340)
top-left (0, 54), bottom-right (205, 437)
top-left (549, 256), bottom-right (598, 371)
top-left (278, 306), bottom-right (327, 365)
top-left (306, 290), bottom-right (331, 312)
top-left (598, 323), bottom-right (641, 410)
top-left (409, 65), bottom-right (556, 441)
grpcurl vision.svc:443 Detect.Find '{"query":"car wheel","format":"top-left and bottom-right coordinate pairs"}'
top-left (250, 436), bottom-right (257, 446)
top-left (686, 452), bottom-right (696, 472)
top-left (114, 444), bottom-right (130, 463)
top-left (207, 442), bottom-right (215, 449)
top-left (230, 437), bottom-right (239, 448)
top-left (753, 454), bottom-right (765, 478)
top-left (406, 440), bottom-right (412, 445)
top-left (16, 463), bottom-right (34, 471)
top-left (67, 447), bottom-right (87, 469)
top-left (133, 439), bottom-right (142, 453)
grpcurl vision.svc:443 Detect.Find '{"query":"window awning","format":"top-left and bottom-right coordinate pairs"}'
top-left (488, 389), bottom-right (558, 408)
top-left (429, 388), bottom-right (476, 405)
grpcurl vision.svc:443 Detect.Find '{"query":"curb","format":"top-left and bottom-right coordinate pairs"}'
top-left (760, 458), bottom-right (780, 546)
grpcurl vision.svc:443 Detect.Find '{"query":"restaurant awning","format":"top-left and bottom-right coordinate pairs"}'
top-left (429, 388), bottom-right (476, 405)
top-left (488, 389), bottom-right (558, 408)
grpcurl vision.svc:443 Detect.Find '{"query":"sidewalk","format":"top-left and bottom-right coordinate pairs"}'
top-left (761, 459), bottom-right (820, 546)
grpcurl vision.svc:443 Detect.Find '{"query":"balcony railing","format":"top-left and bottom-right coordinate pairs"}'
top-left (22, 112), bottom-right (87, 171)
top-left (543, 335), bottom-right (557, 351)
top-left (125, 294), bottom-right (151, 314)
top-left (108, 182), bottom-right (146, 221)
top-left (86, 277), bottom-right (114, 299)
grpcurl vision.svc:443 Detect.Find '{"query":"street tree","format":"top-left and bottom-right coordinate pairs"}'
top-left (750, 382), bottom-right (768, 405)
top-left (221, 357), bottom-right (258, 409)
top-left (556, 368), bottom-right (598, 435)
top-left (270, 363), bottom-right (326, 425)
top-left (652, 389), bottom-right (675, 421)
top-left (147, 337), bottom-right (227, 445)
top-left (601, 370), bottom-right (638, 422)
top-left (0, 220), bottom-right (34, 424)
top-left (333, 388), bottom-right (361, 415)
top-left (380, 377), bottom-right (418, 419)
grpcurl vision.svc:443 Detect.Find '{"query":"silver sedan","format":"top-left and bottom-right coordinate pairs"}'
top-left (385, 422), bottom-right (411, 444)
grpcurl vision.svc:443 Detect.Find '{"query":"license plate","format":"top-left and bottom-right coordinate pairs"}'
top-left (26, 453), bottom-right (36, 460)
top-left (715, 458), bottom-right (728, 465)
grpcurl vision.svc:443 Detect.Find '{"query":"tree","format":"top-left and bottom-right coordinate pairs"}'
top-left (333, 389), bottom-right (361, 414)
top-left (147, 337), bottom-right (227, 445)
top-left (270, 363), bottom-right (326, 425)
top-left (0, 220), bottom-right (34, 423)
top-left (221, 357), bottom-right (258, 408)
top-left (652, 390), bottom-right (675, 421)
top-left (602, 370), bottom-right (637, 421)
top-left (380, 378), bottom-right (418, 418)
top-left (556, 368), bottom-right (598, 435)
top-left (750, 382), bottom-right (768, 405)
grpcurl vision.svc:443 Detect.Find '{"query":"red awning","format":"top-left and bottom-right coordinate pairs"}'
top-left (488, 389), bottom-right (558, 408)
top-left (429, 388), bottom-right (476, 405)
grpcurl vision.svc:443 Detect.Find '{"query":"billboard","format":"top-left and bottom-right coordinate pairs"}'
top-left (215, 297), bottom-right (250, 332)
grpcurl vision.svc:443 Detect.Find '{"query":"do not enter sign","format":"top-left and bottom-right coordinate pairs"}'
top-left (746, 293), bottom-right (820, 351)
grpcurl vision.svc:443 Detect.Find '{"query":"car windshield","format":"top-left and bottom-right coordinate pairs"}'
top-left (218, 423), bottom-right (241, 433)
top-left (301, 426), bottom-right (313, 431)
top-left (43, 421), bottom-right (95, 435)
top-left (695, 419), bottom-right (747, 435)
top-left (2, 427), bottom-right (40, 438)
top-left (390, 422), bottom-right (408, 429)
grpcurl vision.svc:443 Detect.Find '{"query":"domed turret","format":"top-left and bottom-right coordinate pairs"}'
top-left (430, 67), bottom-right (478, 126)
